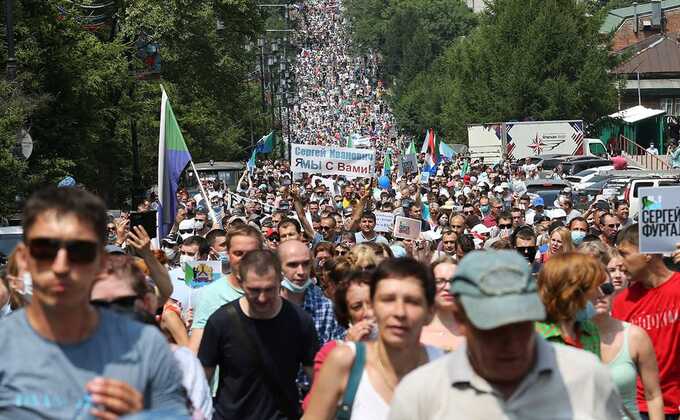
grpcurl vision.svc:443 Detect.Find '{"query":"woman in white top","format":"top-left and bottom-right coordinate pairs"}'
top-left (420, 257), bottom-right (465, 353)
top-left (303, 257), bottom-right (443, 420)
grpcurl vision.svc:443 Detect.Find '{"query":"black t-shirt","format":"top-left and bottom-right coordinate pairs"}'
top-left (199, 299), bottom-right (319, 420)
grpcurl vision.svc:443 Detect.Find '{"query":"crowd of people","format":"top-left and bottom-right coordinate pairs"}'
top-left (1, 1), bottom-right (680, 420)
top-left (290, 0), bottom-right (396, 155)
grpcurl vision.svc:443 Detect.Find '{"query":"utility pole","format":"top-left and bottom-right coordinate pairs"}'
top-left (5, 0), bottom-right (17, 81)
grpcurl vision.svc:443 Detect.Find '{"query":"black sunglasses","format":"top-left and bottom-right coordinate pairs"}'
top-left (498, 224), bottom-right (513, 229)
top-left (28, 238), bottom-right (99, 264)
top-left (91, 295), bottom-right (138, 310)
top-left (179, 228), bottom-right (194, 234)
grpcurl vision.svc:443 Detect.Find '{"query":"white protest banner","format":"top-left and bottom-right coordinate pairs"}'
top-left (400, 154), bottom-right (418, 175)
top-left (352, 136), bottom-right (372, 148)
top-left (183, 260), bottom-right (223, 288)
top-left (291, 144), bottom-right (375, 177)
top-left (374, 211), bottom-right (395, 233)
top-left (639, 186), bottom-right (680, 253)
top-left (393, 216), bottom-right (422, 240)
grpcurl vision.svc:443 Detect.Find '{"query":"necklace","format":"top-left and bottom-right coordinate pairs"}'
top-left (375, 342), bottom-right (398, 391)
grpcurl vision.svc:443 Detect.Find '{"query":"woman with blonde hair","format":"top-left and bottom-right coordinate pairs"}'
top-left (541, 226), bottom-right (573, 263)
top-left (350, 244), bottom-right (381, 272)
top-left (535, 252), bottom-right (607, 357)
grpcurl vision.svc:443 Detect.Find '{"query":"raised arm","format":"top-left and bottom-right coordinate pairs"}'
top-left (291, 185), bottom-right (316, 240)
top-left (631, 325), bottom-right (664, 420)
top-left (127, 225), bottom-right (173, 305)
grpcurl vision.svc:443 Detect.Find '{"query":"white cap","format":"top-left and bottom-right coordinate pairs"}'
top-left (493, 186), bottom-right (504, 193)
top-left (500, 182), bottom-right (510, 189)
top-left (549, 208), bottom-right (567, 219)
top-left (471, 224), bottom-right (491, 234)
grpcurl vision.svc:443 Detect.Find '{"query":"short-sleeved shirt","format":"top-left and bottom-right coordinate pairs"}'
top-left (0, 309), bottom-right (188, 419)
top-left (355, 231), bottom-right (389, 245)
top-left (198, 299), bottom-right (319, 420)
top-left (192, 276), bottom-right (244, 330)
top-left (613, 272), bottom-right (680, 414)
top-left (388, 335), bottom-right (622, 420)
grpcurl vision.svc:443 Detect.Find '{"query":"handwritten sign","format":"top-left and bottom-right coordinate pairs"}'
top-left (375, 211), bottom-right (395, 233)
top-left (393, 216), bottom-right (422, 240)
top-left (184, 260), bottom-right (223, 288)
top-left (291, 144), bottom-right (375, 177)
top-left (639, 186), bottom-right (680, 253)
top-left (400, 154), bottom-right (418, 175)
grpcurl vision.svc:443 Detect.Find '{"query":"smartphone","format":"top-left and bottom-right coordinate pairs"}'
top-left (129, 210), bottom-right (157, 239)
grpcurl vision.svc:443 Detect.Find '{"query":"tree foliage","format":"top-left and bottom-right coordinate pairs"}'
top-left (346, 0), bottom-right (619, 143)
top-left (0, 0), bottom-right (268, 214)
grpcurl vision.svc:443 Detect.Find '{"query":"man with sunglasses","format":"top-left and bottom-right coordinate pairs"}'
top-left (0, 187), bottom-right (188, 418)
top-left (600, 214), bottom-right (621, 248)
top-left (389, 251), bottom-right (621, 420)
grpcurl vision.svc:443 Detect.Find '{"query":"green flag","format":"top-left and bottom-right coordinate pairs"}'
top-left (256, 131), bottom-right (276, 153)
top-left (406, 140), bottom-right (417, 155)
top-left (383, 151), bottom-right (392, 176)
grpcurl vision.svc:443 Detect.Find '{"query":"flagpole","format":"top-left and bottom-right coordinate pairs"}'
top-left (157, 85), bottom-right (168, 240)
top-left (189, 160), bottom-right (219, 228)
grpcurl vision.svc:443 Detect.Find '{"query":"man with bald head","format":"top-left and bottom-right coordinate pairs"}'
top-left (450, 214), bottom-right (466, 238)
top-left (278, 240), bottom-right (345, 345)
top-left (278, 240), bottom-right (345, 398)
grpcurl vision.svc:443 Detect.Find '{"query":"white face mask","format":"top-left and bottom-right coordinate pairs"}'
top-left (194, 221), bottom-right (205, 231)
top-left (20, 272), bottom-right (32, 296)
top-left (163, 247), bottom-right (177, 260)
top-left (179, 254), bottom-right (195, 266)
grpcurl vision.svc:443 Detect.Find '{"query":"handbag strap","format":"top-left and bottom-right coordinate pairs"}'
top-left (336, 341), bottom-right (366, 420)
top-left (225, 302), bottom-right (300, 419)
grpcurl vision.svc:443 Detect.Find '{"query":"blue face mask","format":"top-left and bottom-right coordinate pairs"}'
top-left (575, 301), bottom-right (596, 322)
top-left (480, 204), bottom-right (490, 214)
top-left (281, 277), bottom-right (313, 294)
top-left (571, 230), bottom-right (586, 246)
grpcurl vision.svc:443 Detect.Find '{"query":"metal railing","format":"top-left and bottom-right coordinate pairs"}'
top-left (611, 135), bottom-right (671, 171)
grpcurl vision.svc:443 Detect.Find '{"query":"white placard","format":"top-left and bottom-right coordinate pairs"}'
top-left (374, 211), bottom-right (395, 233)
top-left (639, 186), bottom-right (680, 254)
top-left (393, 216), bottom-right (422, 240)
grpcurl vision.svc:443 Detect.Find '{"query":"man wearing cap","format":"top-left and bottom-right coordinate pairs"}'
top-left (388, 250), bottom-right (622, 420)
top-left (525, 196), bottom-right (545, 225)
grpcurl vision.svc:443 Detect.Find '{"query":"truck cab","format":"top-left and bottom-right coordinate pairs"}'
top-left (585, 138), bottom-right (609, 158)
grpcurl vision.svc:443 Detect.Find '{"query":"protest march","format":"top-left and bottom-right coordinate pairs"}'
top-left (3, 1), bottom-right (680, 420)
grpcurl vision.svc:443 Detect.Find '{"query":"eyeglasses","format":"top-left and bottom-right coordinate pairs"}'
top-left (179, 229), bottom-right (194, 234)
top-left (336, 249), bottom-right (348, 256)
top-left (606, 224), bottom-right (621, 229)
top-left (91, 295), bottom-right (138, 310)
top-left (498, 224), bottom-right (513, 229)
top-left (463, 210), bottom-right (474, 215)
top-left (435, 278), bottom-right (454, 289)
top-left (320, 225), bottom-right (334, 231)
top-left (28, 238), bottom-right (99, 264)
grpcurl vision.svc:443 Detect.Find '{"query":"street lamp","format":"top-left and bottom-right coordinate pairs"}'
top-left (5, 0), bottom-right (17, 81)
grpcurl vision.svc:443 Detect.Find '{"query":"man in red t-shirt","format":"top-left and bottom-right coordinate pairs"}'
top-left (613, 224), bottom-right (680, 419)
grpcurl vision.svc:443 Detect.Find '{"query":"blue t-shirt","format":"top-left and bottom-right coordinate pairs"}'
top-left (0, 309), bottom-right (189, 419)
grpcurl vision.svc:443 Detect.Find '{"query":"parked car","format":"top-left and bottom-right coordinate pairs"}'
top-left (566, 165), bottom-right (643, 191)
top-left (626, 174), bottom-right (680, 219)
top-left (0, 226), bottom-right (22, 262)
top-left (561, 158), bottom-right (613, 176)
top-left (525, 180), bottom-right (571, 209)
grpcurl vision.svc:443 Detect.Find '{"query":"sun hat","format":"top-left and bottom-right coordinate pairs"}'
top-left (451, 250), bottom-right (546, 330)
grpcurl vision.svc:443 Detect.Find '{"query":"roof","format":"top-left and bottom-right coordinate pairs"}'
top-left (193, 161), bottom-right (245, 171)
top-left (609, 105), bottom-right (666, 123)
top-left (613, 35), bottom-right (680, 74)
top-left (600, 0), bottom-right (680, 34)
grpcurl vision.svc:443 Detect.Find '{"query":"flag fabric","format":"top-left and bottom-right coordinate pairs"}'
top-left (158, 87), bottom-right (192, 238)
top-left (346, 135), bottom-right (353, 148)
top-left (406, 140), bottom-right (417, 155)
top-left (424, 129), bottom-right (440, 169)
top-left (256, 131), bottom-right (276, 153)
top-left (383, 150), bottom-right (392, 176)
top-left (460, 159), bottom-right (470, 177)
top-left (439, 141), bottom-right (456, 159)
top-left (420, 129), bottom-right (430, 154)
top-left (247, 149), bottom-right (257, 173)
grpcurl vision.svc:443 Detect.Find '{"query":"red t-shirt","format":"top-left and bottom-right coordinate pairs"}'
top-left (302, 340), bottom-right (339, 411)
top-left (612, 273), bottom-right (680, 414)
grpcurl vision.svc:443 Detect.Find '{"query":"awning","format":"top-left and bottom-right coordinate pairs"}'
top-left (609, 105), bottom-right (666, 123)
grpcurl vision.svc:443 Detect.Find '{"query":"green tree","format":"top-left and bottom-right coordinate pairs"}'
top-left (437, 0), bottom-right (618, 142)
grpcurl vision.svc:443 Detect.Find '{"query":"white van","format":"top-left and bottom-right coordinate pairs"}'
top-left (626, 175), bottom-right (680, 219)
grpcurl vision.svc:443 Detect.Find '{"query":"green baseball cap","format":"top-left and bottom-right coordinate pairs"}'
top-left (451, 250), bottom-right (546, 330)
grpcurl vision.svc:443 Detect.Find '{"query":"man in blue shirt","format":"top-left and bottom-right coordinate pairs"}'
top-left (0, 187), bottom-right (187, 419)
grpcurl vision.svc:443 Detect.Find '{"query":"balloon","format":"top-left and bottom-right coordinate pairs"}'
top-left (378, 175), bottom-right (390, 190)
